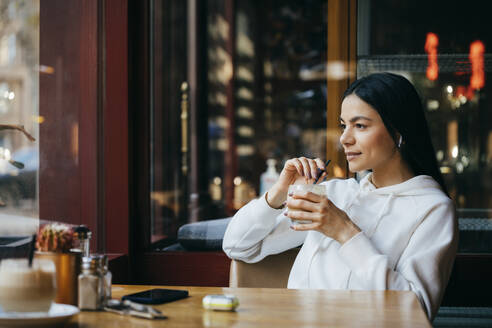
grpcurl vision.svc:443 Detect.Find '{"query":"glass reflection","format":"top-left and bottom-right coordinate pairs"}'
top-left (358, 0), bottom-right (492, 252)
top-left (207, 0), bottom-right (328, 215)
top-left (0, 0), bottom-right (39, 222)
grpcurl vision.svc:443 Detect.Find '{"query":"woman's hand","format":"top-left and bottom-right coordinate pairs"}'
top-left (285, 190), bottom-right (361, 244)
top-left (266, 157), bottom-right (327, 209)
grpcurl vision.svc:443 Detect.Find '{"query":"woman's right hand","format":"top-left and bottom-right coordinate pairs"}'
top-left (266, 157), bottom-right (327, 208)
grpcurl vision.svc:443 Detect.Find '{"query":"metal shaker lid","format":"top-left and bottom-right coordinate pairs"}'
top-left (74, 225), bottom-right (92, 240)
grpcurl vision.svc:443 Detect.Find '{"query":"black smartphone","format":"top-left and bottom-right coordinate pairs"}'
top-left (122, 288), bottom-right (189, 304)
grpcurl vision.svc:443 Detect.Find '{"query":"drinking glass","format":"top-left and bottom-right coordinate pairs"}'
top-left (0, 258), bottom-right (56, 312)
top-left (287, 184), bottom-right (327, 225)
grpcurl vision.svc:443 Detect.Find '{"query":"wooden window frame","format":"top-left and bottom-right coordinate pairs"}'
top-left (39, 0), bottom-right (129, 281)
top-left (326, 0), bottom-right (357, 178)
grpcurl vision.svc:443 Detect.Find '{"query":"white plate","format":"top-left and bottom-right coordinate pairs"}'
top-left (0, 303), bottom-right (79, 327)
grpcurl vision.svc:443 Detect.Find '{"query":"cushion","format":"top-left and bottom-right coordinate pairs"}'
top-left (177, 218), bottom-right (231, 251)
top-left (0, 236), bottom-right (32, 260)
top-left (433, 307), bottom-right (492, 327)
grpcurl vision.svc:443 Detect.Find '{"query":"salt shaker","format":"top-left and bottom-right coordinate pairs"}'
top-left (78, 256), bottom-right (104, 310)
top-left (74, 225), bottom-right (92, 257)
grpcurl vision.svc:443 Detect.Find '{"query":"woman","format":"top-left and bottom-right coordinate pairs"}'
top-left (223, 72), bottom-right (458, 321)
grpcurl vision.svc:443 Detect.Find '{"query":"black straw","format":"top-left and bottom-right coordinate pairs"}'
top-left (313, 160), bottom-right (331, 184)
top-left (28, 234), bottom-right (36, 267)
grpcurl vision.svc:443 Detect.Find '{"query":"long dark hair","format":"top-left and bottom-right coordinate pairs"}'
top-left (343, 72), bottom-right (448, 195)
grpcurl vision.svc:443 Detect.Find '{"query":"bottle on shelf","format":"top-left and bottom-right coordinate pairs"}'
top-left (260, 159), bottom-right (279, 196)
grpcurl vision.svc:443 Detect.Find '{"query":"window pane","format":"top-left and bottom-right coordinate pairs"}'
top-left (151, 0), bottom-right (188, 242)
top-left (357, 0), bottom-right (492, 252)
top-left (0, 1), bottom-right (39, 234)
top-left (207, 0), bottom-right (327, 214)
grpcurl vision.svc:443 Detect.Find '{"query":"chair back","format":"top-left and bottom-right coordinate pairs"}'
top-left (229, 248), bottom-right (300, 288)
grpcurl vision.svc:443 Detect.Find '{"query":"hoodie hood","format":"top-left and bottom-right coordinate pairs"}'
top-left (353, 173), bottom-right (448, 238)
top-left (359, 172), bottom-right (445, 197)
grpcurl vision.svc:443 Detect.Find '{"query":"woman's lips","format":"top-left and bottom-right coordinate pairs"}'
top-left (346, 152), bottom-right (361, 161)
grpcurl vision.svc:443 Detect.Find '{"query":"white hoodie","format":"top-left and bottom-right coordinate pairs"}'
top-left (223, 173), bottom-right (458, 321)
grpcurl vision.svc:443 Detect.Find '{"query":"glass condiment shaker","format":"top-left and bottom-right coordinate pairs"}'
top-left (73, 225), bottom-right (92, 257)
top-left (78, 256), bottom-right (104, 310)
top-left (92, 254), bottom-right (112, 303)
top-left (103, 256), bottom-right (112, 301)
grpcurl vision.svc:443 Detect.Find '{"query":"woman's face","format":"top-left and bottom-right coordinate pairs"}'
top-left (339, 94), bottom-right (399, 173)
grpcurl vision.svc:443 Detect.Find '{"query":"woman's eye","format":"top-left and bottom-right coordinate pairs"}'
top-left (339, 123), bottom-right (346, 130)
top-left (355, 124), bottom-right (366, 129)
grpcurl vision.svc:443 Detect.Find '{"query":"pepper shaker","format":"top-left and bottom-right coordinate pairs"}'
top-left (102, 256), bottom-right (112, 301)
top-left (92, 254), bottom-right (112, 303)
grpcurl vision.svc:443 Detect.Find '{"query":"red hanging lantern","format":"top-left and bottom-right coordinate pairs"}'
top-left (425, 32), bottom-right (439, 81)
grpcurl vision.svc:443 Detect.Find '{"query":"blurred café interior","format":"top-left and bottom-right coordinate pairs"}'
top-left (0, 0), bottom-right (491, 326)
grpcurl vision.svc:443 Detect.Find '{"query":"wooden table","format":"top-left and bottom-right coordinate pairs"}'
top-left (71, 285), bottom-right (431, 327)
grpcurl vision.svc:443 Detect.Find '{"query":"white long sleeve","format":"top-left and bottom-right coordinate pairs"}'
top-left (223, 193), bottom-right (307, 263)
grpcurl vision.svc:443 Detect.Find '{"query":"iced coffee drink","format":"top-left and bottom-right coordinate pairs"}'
top-left (287, 184), bottom-right (327, 225)
top-left (0, 258), bottom-right (56, 312)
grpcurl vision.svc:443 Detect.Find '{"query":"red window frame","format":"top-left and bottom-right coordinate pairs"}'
top-left (39, 0), bottom-right (128, 263)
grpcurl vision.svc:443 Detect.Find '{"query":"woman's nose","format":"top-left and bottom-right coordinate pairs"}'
top-left (339, 127), bottom-right (354, 146)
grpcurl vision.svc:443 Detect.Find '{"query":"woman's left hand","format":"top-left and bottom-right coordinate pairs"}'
top-left (285, 190), bottom-right (361, 244)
